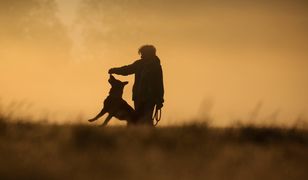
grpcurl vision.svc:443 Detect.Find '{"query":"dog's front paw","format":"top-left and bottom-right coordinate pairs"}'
top-left (88, 118), bottom-right (97, 122)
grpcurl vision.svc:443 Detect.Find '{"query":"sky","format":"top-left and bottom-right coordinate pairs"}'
top-left (1, 0), bottom-right (308, 126)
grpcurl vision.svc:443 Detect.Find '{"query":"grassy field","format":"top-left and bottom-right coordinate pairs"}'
top-left (0, 116), bottom-right (307, 180)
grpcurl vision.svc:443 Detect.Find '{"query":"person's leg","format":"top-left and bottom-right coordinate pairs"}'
top-left (134, 101), bottom-right (144, 125)
top-left (134, 101), bottom-right (155, 126)
top-left (143, 102), bottom-right (155, 126)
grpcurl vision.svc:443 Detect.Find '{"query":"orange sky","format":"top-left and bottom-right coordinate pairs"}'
top-left (1, 0), bottom-right (308, 126)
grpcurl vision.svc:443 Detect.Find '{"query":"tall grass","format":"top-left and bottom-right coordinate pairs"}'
top-left (0, 113), bottom-right (307, 180)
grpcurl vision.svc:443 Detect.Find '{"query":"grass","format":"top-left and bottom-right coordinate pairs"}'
top-left (0, 115), bottom-right (307, 180)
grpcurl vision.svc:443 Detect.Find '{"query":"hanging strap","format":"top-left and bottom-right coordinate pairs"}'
top-left (153, 105), bottom-right (162, 126)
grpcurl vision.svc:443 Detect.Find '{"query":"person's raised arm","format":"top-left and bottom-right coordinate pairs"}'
top-left (108, 60), bottom-right (140, 76)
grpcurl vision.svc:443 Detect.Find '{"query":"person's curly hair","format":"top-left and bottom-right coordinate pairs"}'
top-left (138, 45), bottom-right (156, 56)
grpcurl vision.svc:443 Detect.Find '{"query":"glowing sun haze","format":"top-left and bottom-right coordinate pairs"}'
top-left (1, 0), bottom-right (308, 126)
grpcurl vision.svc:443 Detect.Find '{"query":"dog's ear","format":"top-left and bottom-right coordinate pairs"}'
top-left (123, 81), bottom-right (129, 85)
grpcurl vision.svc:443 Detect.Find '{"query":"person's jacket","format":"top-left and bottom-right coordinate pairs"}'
top-left (111, 56), bottom-right (164, 105)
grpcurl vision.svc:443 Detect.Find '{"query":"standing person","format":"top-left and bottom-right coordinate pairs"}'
top-left (108, 45), bottom-right (164, 126)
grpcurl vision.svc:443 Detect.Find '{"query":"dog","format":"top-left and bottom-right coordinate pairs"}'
top-left (88, 75), bottom-right (137, 126)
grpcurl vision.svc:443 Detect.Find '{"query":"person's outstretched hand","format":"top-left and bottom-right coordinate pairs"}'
top-left (108, 68), bottom-right (116, 74)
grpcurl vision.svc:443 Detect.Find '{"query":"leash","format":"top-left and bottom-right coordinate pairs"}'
top-left (153, 105), bottom-right (162, 126)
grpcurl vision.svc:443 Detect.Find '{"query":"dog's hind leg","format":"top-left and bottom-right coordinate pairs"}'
top-left (101, 114), bottom-right (113, 126)
top-left (88, 108), bottom-right (107, 122)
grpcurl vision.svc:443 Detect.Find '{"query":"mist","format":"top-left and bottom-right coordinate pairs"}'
top-left (1, 0), bottom-right (308, 126)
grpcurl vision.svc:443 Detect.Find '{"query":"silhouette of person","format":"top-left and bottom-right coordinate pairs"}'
top-left (108, 45), bottom-right (164, 126)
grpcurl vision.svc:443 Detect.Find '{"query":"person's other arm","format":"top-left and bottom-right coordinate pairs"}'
top-left (108, 60), bottom-right (140, 76)
top-left (154, 64), bottom-right (164, 109)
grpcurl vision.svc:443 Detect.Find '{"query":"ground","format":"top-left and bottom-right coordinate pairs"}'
top-left (0, 118), bottom-right (307, 180)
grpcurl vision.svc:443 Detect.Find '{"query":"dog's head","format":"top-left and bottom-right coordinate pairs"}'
top-left (108, 75), bottom-right (128, 89)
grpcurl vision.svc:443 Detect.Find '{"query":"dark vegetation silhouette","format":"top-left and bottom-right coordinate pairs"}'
top-left (88, 75), bottom-right (137, 126)
top-left (1, 111), bottom-right (308, 180)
